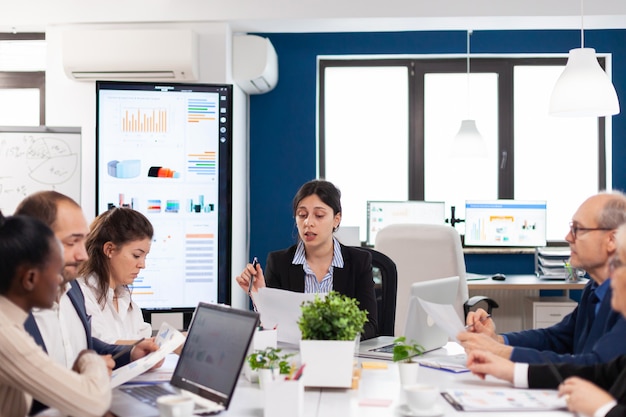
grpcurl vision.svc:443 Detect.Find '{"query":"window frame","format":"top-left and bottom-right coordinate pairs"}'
top-left (318, 56), bottom-right (607, 200)
top-left (0, 33), bottom-right (46, 125)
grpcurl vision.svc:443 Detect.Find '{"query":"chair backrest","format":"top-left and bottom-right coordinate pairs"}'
top-left (374, 223), bottom-right (468, 336)
top-left (357, 247), bottom-right (397, 336)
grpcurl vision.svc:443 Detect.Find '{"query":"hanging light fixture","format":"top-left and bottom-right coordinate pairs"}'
top-left (549, 0), bottom-right (619, 117)
top-left (451, 30), bottom-right (487, 158)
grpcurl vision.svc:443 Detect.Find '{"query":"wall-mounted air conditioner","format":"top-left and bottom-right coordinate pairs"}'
top-left (62, 29), bottom-right (199, 82)
top-left (233, 35), bottom-right (278, 95)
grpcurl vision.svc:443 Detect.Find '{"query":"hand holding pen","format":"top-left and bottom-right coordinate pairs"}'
top-left (465, 308), bottom-right (496, 335)
top-left (236, 257), bottom-right (266, 294)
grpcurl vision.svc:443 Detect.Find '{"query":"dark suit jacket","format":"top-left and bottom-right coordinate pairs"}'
top-left (504, 280), bottom-right (626, 365)
top-left (265, 243), bottom-right (378, 340)
top-left (529, 354), bottom-right (626, 417)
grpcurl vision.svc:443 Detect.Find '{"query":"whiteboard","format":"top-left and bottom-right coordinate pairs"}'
top-left (0, 126), bottom-right (81, 214)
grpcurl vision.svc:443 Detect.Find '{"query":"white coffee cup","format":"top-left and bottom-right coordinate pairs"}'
top-left (156, 394), bottom-right (195, 417)
top-left (403, 383), bottom-right (438, 412)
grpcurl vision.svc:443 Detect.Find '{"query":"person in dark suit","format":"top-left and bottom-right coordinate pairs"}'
top-left (236, 179), bottom-right (378, 339)
top-left (459, 191), bottom-right (626, 365)
top-left (468, 222), bottom-right (626, 417)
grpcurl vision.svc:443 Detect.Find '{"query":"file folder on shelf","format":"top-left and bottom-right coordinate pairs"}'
top-left (535, 247), bottom-right (570, 280)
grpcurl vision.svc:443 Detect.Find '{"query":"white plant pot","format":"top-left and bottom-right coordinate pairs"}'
top-left (398, 361), bottom-right (420, 385)
top-left (299, 339), bottom-right (355, 388)
top-left (258, 368), bottom-right (279, 390)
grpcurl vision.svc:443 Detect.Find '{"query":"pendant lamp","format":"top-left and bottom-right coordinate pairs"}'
top-left (452, 30), bottom-right (487, 158)
top-left (549, 0), bottom-right (620, 117)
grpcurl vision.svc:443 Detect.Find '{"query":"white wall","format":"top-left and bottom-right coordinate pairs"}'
top-left (45, 22), bottom-right (249, 309)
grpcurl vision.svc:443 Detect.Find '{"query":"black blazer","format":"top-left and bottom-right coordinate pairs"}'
top-left (529, 355), bottom-right (626, 417)
top-left (265, 243), bottom-right (378, 340)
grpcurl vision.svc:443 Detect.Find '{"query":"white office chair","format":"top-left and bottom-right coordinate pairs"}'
top-left (374, 223), bottom-right (496, 336)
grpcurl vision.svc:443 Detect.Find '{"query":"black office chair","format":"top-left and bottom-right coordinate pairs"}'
top-left (358, 246), bottom-right (397, 337)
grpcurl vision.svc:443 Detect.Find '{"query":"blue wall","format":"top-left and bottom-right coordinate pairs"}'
top-left (248, 29), bottom-right (626, 272)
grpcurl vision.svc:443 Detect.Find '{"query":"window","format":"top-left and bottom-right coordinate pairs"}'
top-left (0, 33), bottom-right (46, 126)
top-left (319, 57), bottom-right (606, 243)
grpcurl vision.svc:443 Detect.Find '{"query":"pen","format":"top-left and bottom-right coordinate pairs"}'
top-left (464, 314), bottom-right (492, 330)
top-left (248, 257), bottom-right (258, 296)
top-left (111, 337), bottom-right (145, 361)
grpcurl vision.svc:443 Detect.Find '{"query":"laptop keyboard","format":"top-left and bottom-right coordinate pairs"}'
top-left (370, 343), bottom-right (396, 353)
top-left (120, 385), bottom-right (175, 407)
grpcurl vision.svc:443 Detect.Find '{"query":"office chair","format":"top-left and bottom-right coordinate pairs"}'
top-left (357, 247), bottom-right (397, 337)
top-left (374, 223), bottom-right (498, 336)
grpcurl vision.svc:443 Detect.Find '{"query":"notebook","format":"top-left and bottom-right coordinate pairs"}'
top-left (357, 276), bottom-right (460, 360)
top-left (110, 302), bottom-right (259, 417)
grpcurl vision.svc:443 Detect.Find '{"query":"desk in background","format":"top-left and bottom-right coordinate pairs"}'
top-left (468, 274), bottom-right (587, 333)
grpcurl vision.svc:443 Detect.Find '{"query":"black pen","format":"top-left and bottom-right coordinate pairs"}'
top-left (111, 337), bottom-right (145, 361)
top-left (248, 257), bottom-right (258, 296)
top-left (464, 314), bottom-right (492, 330)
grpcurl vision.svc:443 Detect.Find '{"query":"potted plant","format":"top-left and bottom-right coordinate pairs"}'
top-left (298, 291), bottom-right (368, 388)
top-left (246, 347), bottom-right (295, 389)
top-left (392, 336), bottom-right (425, 385)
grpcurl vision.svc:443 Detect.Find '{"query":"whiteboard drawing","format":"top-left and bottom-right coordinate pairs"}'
top-left (0, 127), bottom-right (81, 214)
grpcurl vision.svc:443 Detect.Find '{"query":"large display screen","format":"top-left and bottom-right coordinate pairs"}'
top-left (366, 200), bottom-right (446, 246)
top-left (464, 200), bottom-right (547, 247)
top-left (96, 81), bottom-right (232, 309)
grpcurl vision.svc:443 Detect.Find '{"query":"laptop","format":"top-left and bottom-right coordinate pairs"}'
top-left (357, 276), bottom-right (460, 360)
top-left (110, 302), bottom-right (259, 417)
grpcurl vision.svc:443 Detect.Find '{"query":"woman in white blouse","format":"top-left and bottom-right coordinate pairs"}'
top-left (78, 207), bottom-right (153, 344)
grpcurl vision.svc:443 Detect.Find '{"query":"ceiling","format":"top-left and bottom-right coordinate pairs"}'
top-left (2, 0), bottom-right (626, 34)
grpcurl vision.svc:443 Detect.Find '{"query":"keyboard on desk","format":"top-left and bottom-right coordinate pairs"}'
top-left (370, 343), bottom-right (396, 353)
top-left (119, 384), bottom-right (176, 407)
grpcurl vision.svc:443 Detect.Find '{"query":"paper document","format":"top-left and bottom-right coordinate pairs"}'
top-left (110, 322), bottom-right (186, 388)
top-left (442, 388), bottom-right (567, 411)
top-left (252, 287), bottom-right (321, 344)
top-left (416, 297), bottom-right (465, 342)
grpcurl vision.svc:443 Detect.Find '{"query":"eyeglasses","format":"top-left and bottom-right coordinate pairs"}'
top-left (569, 222), bottom-right (612, 240)
top-left (609, 256), bottom-right (626, 275)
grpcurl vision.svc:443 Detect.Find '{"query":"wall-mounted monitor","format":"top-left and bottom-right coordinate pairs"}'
top-left (366, 200), bottom-right (446, 246)
top-left (96, 80), bottom-right (232, 310)
top-left (464, 200), bottom-right (547, 247)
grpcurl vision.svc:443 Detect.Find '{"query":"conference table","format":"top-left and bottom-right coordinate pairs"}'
top-left (217, 342), bottom-right (571, 417)
top-left (37, 342), bottom-right (572, 417)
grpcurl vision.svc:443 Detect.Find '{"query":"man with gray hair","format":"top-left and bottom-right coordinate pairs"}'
top-left (459, 191), bottom-right (626, 365)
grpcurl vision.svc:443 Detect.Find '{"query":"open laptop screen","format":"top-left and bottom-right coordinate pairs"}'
top-left (171, 302), bottom-right (259, 408)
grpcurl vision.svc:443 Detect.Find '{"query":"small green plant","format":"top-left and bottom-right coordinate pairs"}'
top-left (298, 291), bottom-right (367, 341)
top-left (392, 336), bottom-right (425, 363)
top-left (247, 347), bottom-right (295, 374)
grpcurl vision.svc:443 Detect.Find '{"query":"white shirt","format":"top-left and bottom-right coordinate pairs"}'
top-left (31, 284), bottom-right (88, 368)
top-left (78, 275), bottom-right (152, 343)
top-left (513, 363), bottom-right (617, 417)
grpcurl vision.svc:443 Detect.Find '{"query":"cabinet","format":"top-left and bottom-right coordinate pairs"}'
top-left (523, 296), bottom-right (577, 329)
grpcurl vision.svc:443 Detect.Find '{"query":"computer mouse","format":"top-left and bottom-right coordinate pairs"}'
top-left (491, 273), bottom-right (506, 281)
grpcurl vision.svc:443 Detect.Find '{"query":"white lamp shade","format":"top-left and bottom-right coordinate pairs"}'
top-left (549, 47), bottom-right (620, 117)
top-left (451, 119), bottom-right (487, 158)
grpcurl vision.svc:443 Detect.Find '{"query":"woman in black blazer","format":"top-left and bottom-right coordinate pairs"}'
top-left (236, 179), bottom-right (378, 339)
top-left (466, 223), bottom-right (626, 417)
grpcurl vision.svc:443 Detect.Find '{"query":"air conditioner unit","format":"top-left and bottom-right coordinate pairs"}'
top-left (62, 29), bottom-right (199, 82)
top-left (233, 35), bottom-right (278, 94)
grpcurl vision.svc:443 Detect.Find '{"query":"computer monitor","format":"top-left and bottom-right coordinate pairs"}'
top-left (464, 200), bottom-right (547, 247)
top-left (366, 201), bottom-right (446, 246)
top-left (96, 80), bottom-right (233, 311)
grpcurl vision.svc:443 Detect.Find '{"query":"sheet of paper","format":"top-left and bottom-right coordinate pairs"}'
top-left (442, 388), bottom-right (567, 411)
top-left (252, 287), bottom-right (321, 344)
top-left (110, 322), bottom-right (185, 388)
top-left (416, 297), bottom-right (465, 342)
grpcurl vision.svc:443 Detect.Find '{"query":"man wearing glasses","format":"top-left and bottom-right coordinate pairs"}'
top-left (458, 191), bottom-right (626, 365)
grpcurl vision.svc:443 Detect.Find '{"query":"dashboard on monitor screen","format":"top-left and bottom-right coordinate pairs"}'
top-left (96, 80), bottom-right (232, 309)
top-left (464, 200), bottom-right (547, 247)
top-left (366, 200), bottom-right (446, 246)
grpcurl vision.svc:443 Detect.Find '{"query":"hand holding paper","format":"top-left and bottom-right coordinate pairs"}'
top-left (110, 322), bottom-right (186, 388)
